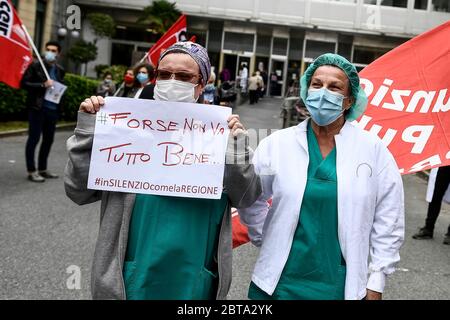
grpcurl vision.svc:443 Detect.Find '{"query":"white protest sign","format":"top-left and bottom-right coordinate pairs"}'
top-left (44, 80), bottom-right (67, 104)
top-left (87, 97), bottom-right (232, 199)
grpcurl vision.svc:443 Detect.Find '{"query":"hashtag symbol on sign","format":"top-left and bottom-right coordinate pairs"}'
top-left (95, 178), bottom-right (101, 186)
top-left (97, 113), bottom-right (108, 125)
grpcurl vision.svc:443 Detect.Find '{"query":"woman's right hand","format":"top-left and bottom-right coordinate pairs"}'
top-left (79, 96), bottom-right (105, 114)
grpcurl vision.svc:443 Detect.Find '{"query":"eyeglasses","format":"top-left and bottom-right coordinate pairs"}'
top-left (156, 70), bottom-right (201, 83)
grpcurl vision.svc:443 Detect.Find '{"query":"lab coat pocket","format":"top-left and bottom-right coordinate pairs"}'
top-left (192, 267), bottom-right (218, 300)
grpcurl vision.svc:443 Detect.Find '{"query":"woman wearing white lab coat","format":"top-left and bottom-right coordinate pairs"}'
top-left (238, 53), bottom-right (405, 300)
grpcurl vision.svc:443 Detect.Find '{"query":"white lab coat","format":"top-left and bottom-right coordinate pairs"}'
top-left (238, 119), bottom-right (405, 300)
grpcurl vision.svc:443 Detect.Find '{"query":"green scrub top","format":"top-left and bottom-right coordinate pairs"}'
top-left (249, 122), bottom-right (346, 300)
top-left (123, 193), bottom-right (228, 300)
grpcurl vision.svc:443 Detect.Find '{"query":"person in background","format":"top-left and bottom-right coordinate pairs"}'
top-left (133, 63), bottom-right (154, 99)
top-left (248, 72), bottom-right (263, 105)
top-left (238, 53), bottom-right (404, 300)
top-left (116, 68), bottom-right (138, 98)
top-left (257, 62), bottom-right (268, 98)
top-left (220, 68), bottom-right (231, 83)
top-left (64, 41), bottom-right (261, 300)
top-left (21, 40), bottom-right (65, 183)
top-left (96, 71), bottom-right (116, 97)
top-left (412, 165), bottom-right (450, 244)
top-left (239, 62), bottom-right (249, 94)
top-left (203, 72), bottom-right (218, 105)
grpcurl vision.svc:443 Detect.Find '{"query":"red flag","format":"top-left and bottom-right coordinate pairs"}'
top-left (358, 21), bottom-right (450, 174)
top-left (0, 0), bottom-right (33, 88)
top-left (232, 199), bottom-right (272, 248)
top-left (147, 14), bottom-right (187, 67)
top-left (232, 209), bottom-right (250, 249)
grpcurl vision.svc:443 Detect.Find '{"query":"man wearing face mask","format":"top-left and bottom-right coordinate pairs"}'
top-left (21, 41), bottom-right (65, 183)
top-left (64, 41), bottom-right (261, 300)
top-left (238, 53), bottom-right (405, 300)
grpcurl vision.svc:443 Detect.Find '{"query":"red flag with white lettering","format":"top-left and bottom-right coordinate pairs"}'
top-left (147, 14), bottom-right (187, 67)
top-left (357, 21), bottom-right (450, 174)
top-left (0, 0), bottom-right (33, 88)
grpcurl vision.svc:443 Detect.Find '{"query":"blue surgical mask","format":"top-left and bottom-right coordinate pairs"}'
top-left (136, 72), bottom-right (149, 84)
top-left (44, 51), bottom-right (56, 62)
top-left (305, 88), bottom-right (346, 126)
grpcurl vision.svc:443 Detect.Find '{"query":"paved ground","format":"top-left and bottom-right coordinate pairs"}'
top-left (0, 97), bottom-right (449, 300)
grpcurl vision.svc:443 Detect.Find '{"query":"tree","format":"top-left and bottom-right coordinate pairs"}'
top-left (137, 0), bottom-right (181, 35)
top-left (68, 13), bottom-right (116, 76)
top-left (68, 40), bottom-right (98, 76)
top-left (87, 13), bottom-right (116, 42)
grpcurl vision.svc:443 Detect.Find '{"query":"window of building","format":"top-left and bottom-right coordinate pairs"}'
top-left (188, 29), bottom-right (207, 48)
top-left (223, 32), bottom-right (255, 52)
top-left (364, 0), bottom-right (407, 7)
top-left (208, 22), bottom-right (223, 52)
top-left (272, 37), bottom-right (288, 56)
top-left (34, 0), bottom-right (47, 52)
top-left (353, 45), bottom-right (390, 64)
top-left (256, 35), bottom-right (271, 56)
top-left (338, 34), bottom-right (353, 61)
top-left (414, 0), bottom-right (428, 9)
top-left (110, 43), bottom-right (134, 67)
top-left (114, 26), bottom-right (159, 43)
top-left (432, 0), bottom-right (450, 12)
top-left (304, 40), bottom-right (336, 59)
top-left (288, 37), bottom-right (303, 61)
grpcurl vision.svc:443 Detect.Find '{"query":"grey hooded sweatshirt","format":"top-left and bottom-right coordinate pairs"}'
top-left (64, 111), bottom-right (261, 300)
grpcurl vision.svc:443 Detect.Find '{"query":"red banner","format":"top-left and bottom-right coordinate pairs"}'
top-left (147, 14), bottom-right (187, 67)
top-left (358, 21), bottom-right (450, 174)
top-left (0, 0), bottom-right (32, 88)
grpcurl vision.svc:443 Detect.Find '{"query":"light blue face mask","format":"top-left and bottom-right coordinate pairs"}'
top-left (44, 51), bottom-right (56, 62)
top-left (305, 88), bottom-right (346, 126)
top-left (136, 72), bottom-right (149, 84)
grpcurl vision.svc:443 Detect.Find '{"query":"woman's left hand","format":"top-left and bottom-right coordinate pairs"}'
top-left (228, 114), bottom-right (246, 137)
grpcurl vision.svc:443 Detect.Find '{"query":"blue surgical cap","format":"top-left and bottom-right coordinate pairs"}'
top-left (300, 53), bottom-right (368, 121)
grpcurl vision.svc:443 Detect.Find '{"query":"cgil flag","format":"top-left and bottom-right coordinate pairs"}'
top-left (357, 21), bottom-right (450, 174)
top-left (0, 0), bottom-right (32, 88)
top-left (147, 14), bottom-right (187, 67)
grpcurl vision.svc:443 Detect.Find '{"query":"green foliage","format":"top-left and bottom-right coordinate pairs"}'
top-left (101, 65), bottom-right (128, 83)
top-left (87, 13), bottom-right (116, 39)
top-left (137, 0), bottom-right (181, 35)
top-left (95, 64), bottom-right (110, 79)
top-left (61, 73), bottom-right (99, 121)
top-left (0, 74), bottom-right (99, 122)
top-left (68, 40), bottom-right (98, 65)
top-left (0, 83), bottom-right (27, 121)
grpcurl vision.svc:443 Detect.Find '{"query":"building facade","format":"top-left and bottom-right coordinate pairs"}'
top-left (11, 0), bottom-right (67, 52)
top-left (73, 0), bottom-right (448, 96)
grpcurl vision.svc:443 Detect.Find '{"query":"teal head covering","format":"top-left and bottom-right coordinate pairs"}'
top-left (300, 53), bottom-right (368, 121)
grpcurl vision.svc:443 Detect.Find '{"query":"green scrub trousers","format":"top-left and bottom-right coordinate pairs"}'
top-left (123, 193), bottom-right (228, 300)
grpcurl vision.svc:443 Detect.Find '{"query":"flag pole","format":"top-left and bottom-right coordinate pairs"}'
top-left (21, 24), bottom-right (50, 81)
top-left (113, 51), bottom-right (150, 97)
